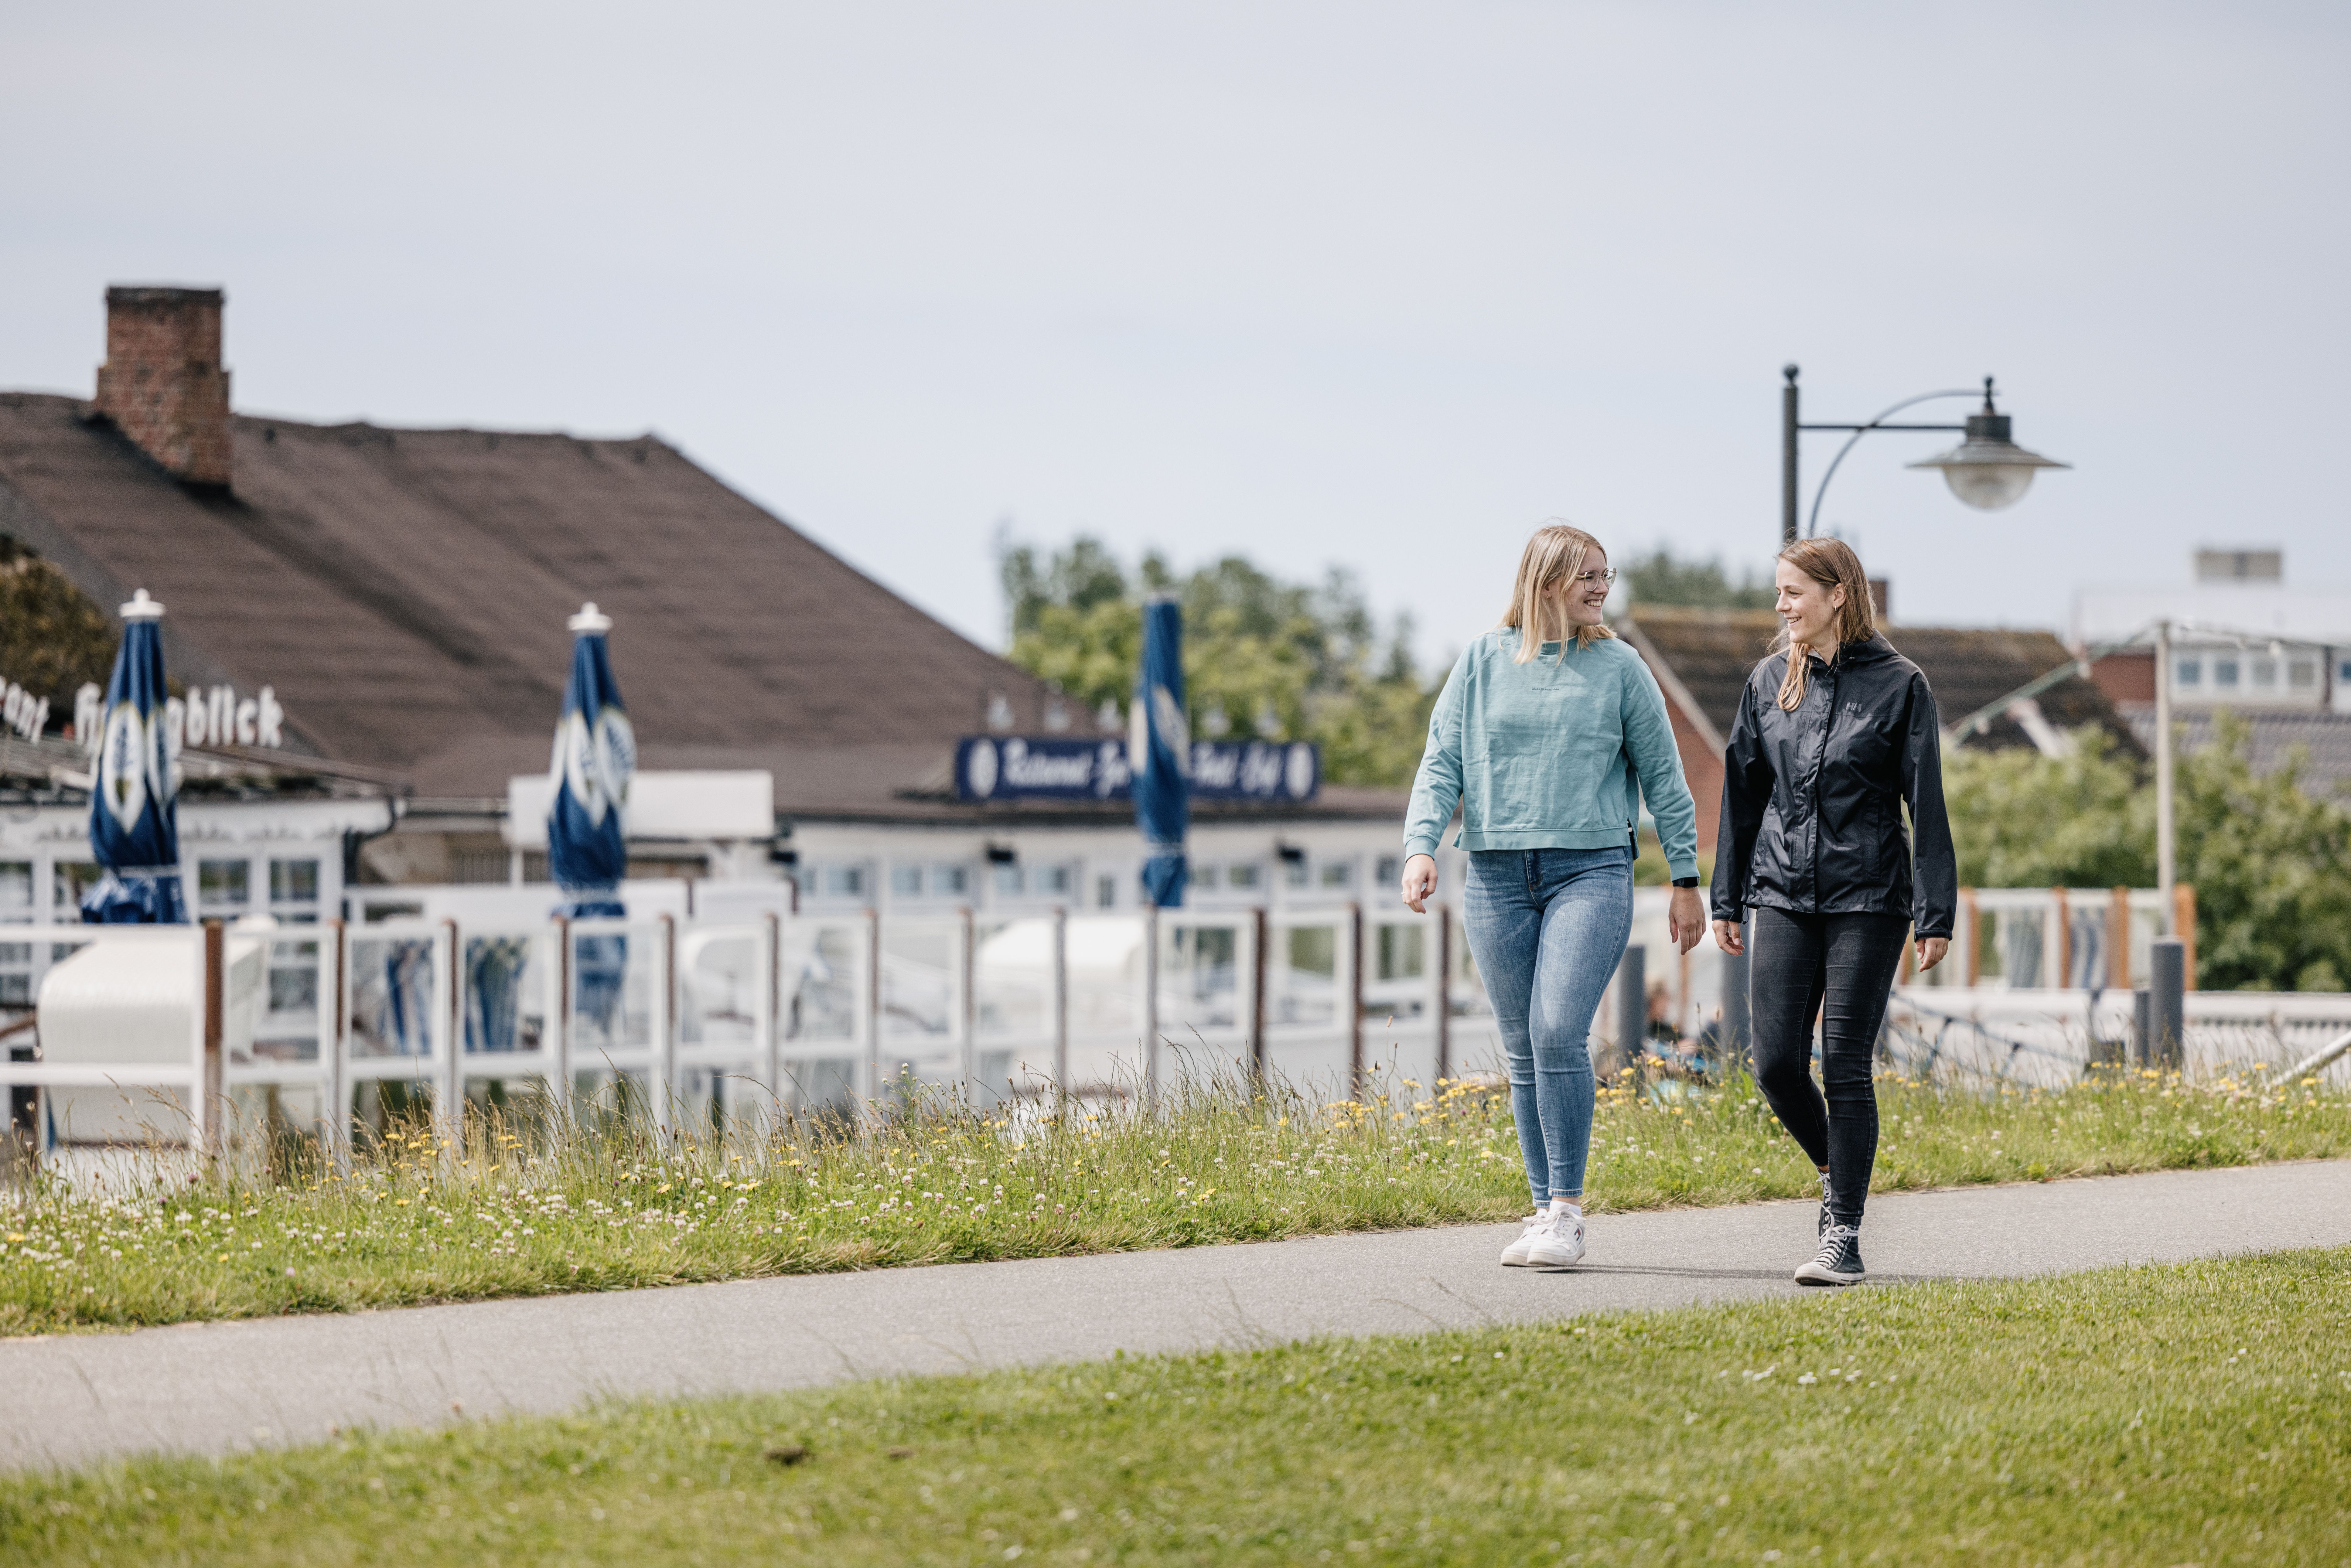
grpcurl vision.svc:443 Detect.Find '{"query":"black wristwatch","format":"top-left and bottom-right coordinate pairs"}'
top-left (1671, 876), bottom-right (1698, 888)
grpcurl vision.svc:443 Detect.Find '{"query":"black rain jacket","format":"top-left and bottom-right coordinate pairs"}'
top-left (1710, 632), bottom-right (1958, 938)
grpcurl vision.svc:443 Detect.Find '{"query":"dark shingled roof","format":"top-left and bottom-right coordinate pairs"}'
top-left (1619, 606), bottom-right (2138, 755)
top-left (0, 391), bottom-right (1079, 816)
top-left (2123, 708), bottom-right (2351, 805)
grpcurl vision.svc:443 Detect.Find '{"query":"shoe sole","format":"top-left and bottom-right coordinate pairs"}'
top-left (1793, 1264), bottom-right (1865, 1287)
top-left (1526, 1245), bottom-right (1585, 1270)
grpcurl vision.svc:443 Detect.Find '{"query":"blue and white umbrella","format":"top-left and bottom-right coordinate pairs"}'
top-left (83, 589), bottom-right (187, 924)
top-left (548, 603), bottom-right (635, 1028)
top-left (1131, 597), bottom-right (1189, 908)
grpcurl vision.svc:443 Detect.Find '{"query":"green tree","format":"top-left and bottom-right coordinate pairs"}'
top-left (2174, 717), bottom-right (2351, 992)
top-left (1942, 731), bottom-right (2155, 890)
top-left (1621, 546), bottom-right (1775, 610)
top-left (1941, 717), bottom-right (2351, 991)
top-left (998, 536), bottom-right (1437, 786)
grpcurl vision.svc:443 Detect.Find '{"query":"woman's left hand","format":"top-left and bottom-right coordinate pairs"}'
top-left (1667, 886), bottom-right (1705, 955)
top-left (1916, 936), bottom-right (1950, 973)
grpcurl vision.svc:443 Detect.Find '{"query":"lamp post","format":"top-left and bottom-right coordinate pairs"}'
top-left (1780, 365), bottom-right (2070, 547)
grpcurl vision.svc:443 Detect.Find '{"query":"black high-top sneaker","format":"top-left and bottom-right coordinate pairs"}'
top-left (1795, 1224), bottom-right (1866, 1286)
top-left (1817, 1170), bottom-right (1833, 1237)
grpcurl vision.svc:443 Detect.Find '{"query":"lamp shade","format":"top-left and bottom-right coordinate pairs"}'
top-left (1906, 401), bottom-right (2069, 511)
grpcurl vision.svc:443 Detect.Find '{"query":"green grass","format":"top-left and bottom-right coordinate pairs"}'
top-left (5, 1062), bottom-right (2349, 1337)
top-left (8, 1248), bottom-right (2349, 1565)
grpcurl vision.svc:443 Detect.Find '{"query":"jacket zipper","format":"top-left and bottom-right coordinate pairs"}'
top-left (1806, 659), bottom-right (1837, 910)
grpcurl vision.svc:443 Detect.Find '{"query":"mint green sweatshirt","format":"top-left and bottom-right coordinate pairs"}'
top-left (1404, 629), bottom-right (1700, 880)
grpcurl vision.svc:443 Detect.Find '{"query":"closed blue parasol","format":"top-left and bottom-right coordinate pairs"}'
top-left (548, 603), bottom-right (635, 1028)
top-left (1131, 597), bottom-right (1188, 908)
top-left (83, 589), bottom-right (188, 923)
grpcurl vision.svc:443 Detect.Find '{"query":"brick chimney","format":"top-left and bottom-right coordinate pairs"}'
top-left (94, 285), bottom-right (232, 488)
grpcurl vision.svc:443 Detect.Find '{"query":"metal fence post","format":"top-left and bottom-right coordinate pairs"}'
top-left (1433, 901), bottom-right (1452, 1082)
top-left (439, 919), bottom-right (462, 1147)
top-left (325, 918), bottom-right (349, 1171)
top-left (198, 919), bottom-right (224, 1157)
top-left (1347, 902), bottom-right (1365, 1100)
top-left (958, 907), bottom-right (976, 1107)
top-left (1052, 906), bottom-right (1070, 1093)
top-left (863, 908), bottom-right (882, 1109)
top-left (2150, 938), bottom-right (2186, 1069)
top-left (1248, 905), bottom-right (1268, 1085)
top-left (552, 915), bottom-right (573, 1119)
top-left (760, 911), bottom-right (781, 1106)
top-left (1721, 921), bottom-right (1751, 1066)
top-left (653, 913), bottom-right (676, 1136)
top-left (1616, 943), bottom-right (1646, 1086)
top-left (1141, 904), bottom-right (1160, 1105)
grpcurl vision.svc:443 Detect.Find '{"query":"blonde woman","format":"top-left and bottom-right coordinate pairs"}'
top-left (1710, 538), bottom-right (1956, 1286)
top-left (1402, 524), bottom-right (1704, 1270)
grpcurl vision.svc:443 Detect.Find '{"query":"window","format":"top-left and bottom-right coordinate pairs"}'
top-left (269, 859), bottom-right (321, 924)
top-left (2252, 657), bottom-right (2278, 688)
top-left (1032, 863), bottom-right (1073, 896)
top-left (1226, 862), bottom-right (1261, 890)
top-left (2289, 660), bottom-right (2316, 690)
top-left (891, 864), bottom-right (924, 897)
top-left (2175, 658), bottom-right (2202, 687)
top-left (199, 859), bottom-right (251, 916)
top-left (1375, 855), bottom-right (1401, 888)
top-left (2213, 658), bottom-right (2240, 688)
top-left (1193, 864), bottom-right (1221, 891)
top-left (821, 864), bottom-right (867, 900)
top-left (1320, 860), bottom-right (1356, 889)
top-left (2341, 659), bottom-right (2351, 686)
top-left (992, 863), bottom-right (1024, 897)
top-left (0, 862), bottom-right (31, 1010)
top-left (53, 863), bottom-right (101, 915)
top-left (1095, 874), bottom-right (1117, 909)
top-left (932, 864), bottom-right (969, 897)
top-left (1283, 857), bottom-right (1309, 888)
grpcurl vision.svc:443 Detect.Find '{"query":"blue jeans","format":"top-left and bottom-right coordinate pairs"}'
top-left (1463, 846), bottom-right (1635, 1207)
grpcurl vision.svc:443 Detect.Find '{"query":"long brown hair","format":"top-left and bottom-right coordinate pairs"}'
top-left (1773, 537), bottom-right (1877, 711)
top-left (1499, 523), bottom-right (1616, 664)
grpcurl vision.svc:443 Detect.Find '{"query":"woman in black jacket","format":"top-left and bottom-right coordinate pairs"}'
top-left (1710, 537), bottom-right (1957, 1286)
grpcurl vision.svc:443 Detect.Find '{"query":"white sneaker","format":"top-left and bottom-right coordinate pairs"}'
top-left (1500, 1212), bottom-right (1547, 1266)
top-left (1524, 1208), bottom-right (1586, 1269)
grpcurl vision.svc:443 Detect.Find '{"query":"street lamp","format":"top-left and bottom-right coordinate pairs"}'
top-left (1781, 366), bottom-right (2069, 546)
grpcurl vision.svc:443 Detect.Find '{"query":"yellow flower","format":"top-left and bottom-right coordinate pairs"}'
top-left (657, 1184), bottom-right (672, 1194)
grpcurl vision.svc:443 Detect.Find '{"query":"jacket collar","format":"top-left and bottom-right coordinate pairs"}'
top-left (1791, 631), bottom-right (1895, 670)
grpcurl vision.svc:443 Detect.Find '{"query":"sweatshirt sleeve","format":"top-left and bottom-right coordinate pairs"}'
top-left (1902, 673), bottom-right (1959, 940)
top-left (1709, 678), bottom-right (1771, 922)
top-left (1619, 649), bottom-right (1701, 883)
top-left (1402, 646), bottom-right (1472, 860)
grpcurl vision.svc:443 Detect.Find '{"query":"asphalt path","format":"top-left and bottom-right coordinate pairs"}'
top-left (7, 1160), bottom-right (2349, 1474)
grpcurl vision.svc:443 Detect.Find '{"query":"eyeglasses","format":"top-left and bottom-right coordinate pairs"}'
top-left (1568, 568), bottom-right (1618, 587)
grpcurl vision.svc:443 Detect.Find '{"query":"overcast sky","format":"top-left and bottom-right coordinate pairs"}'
top-left (4, 2), bottom-right (2345, 666)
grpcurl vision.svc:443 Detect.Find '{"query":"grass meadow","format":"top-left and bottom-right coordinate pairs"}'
top-left (4, 1060), bottom-right (2347, 1337)
top-left (5, 1246), bottom-right (2347, 1564)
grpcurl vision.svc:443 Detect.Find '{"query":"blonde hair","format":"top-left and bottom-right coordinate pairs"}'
top-left (1499, 523), bottom-right (1616, 664)
top-left (1773, 537), bottom-right (1878, 711)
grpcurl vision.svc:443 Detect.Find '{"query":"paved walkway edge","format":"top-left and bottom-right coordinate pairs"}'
top-left (7, 1160), bottom-right (2350, 1473)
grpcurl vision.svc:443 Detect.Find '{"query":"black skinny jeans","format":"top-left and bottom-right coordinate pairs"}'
top-left (1749, 908), bottom-right (1910, 1228)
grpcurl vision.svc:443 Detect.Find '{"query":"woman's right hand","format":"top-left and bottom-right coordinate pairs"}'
top-left (1711, 918), bottom-right (1744, 956)
top-left (1401, 854), bottom-right (1438, 913)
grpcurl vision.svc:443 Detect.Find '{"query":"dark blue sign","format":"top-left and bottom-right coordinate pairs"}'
top-left (954, 735), bottom-right (1320, 804)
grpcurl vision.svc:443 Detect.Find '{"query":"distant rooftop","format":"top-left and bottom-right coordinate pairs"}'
top-left (2073, 547), bottom-right (2351, 649)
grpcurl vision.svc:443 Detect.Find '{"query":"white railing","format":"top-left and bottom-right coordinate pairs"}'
top-left (1885, 987), bottom-right (2351, 1090)
top-left (8, 887), bottom-right (2301, 1155)
top-left (1, 904), bottom-right (1494, 1155)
